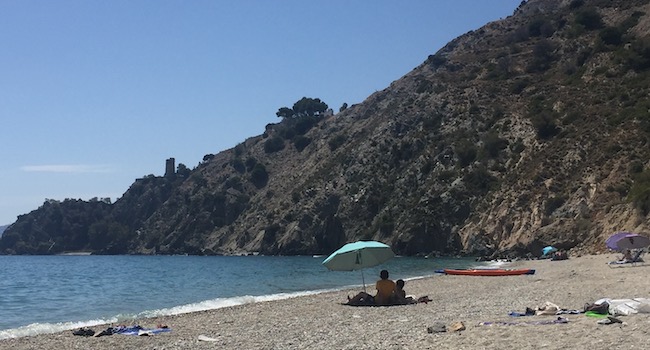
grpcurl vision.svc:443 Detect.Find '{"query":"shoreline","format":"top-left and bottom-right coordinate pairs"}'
top-left (3, 253), bottom-right (649, 349)
top-left (1, 256), bottom-right (488, 341)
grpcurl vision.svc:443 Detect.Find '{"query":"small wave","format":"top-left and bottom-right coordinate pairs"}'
top-left (479, 259), bottom-right (512, 268)
top-left (0, 289), bottom-right (336, 340)
top-left (0, 318), bottom-right (117, 340)
top-left (136, 290), bottom-right (323, 318)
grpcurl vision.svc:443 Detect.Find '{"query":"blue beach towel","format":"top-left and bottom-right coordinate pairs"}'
top-left (114, 326), bottom-right (171, 336)
top-left (508, 311), bottom-right (533, 317)
top-left (479, 317), bottom-right (569, 326)
top-left (508, 307), bottom-right (535, 317)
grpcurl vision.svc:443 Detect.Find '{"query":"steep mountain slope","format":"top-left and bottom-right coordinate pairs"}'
top-left (2, 0), bottom-right (650, 257)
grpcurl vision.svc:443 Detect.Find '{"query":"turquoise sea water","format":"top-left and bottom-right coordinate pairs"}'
top-left (0, 255), bottom-right (488, 339)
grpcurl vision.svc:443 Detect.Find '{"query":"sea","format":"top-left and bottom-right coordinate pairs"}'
top-left (0, 254), bottom-right (493, 339)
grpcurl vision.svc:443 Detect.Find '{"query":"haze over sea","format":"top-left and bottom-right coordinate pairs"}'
top-left (0, 255), bottom-right (489, 339)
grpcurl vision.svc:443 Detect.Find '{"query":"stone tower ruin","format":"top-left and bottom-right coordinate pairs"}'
top-left (165, 158), bottom-right (175, 177)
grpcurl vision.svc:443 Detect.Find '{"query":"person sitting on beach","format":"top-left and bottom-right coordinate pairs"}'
top-left (392, 279), bottom-right (416, 304)
top-left (374, 269), bottom-right (396, 305)
top-left (620, 249), bottom-right (633, 262)
top-left (392, 279), bottom-right (432, 305)
top-left (608, 249), bottom-right (645, 265)
top-left (551, 250), bottom-right (568, 261)
top-left (347, 269), bottom-right (396, 306)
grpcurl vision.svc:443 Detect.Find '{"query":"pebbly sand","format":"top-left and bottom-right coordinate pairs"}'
top-left (2, 254), bottom-right (649, 350)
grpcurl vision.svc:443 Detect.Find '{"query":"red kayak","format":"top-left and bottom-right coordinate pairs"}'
top-left (437, 268), bottom-right (535, 276)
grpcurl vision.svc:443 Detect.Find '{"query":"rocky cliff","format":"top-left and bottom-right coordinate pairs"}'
top-left (2, 0), bottom-right (650, 257)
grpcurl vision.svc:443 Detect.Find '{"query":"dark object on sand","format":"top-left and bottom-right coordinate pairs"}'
top-left (72, 328), bottom-right (95, 336)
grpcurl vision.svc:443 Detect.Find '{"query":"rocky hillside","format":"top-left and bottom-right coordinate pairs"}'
top-left (2, 0), bottom-right (650, 257)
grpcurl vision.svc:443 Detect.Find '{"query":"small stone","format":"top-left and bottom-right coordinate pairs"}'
top-left (427, 322), bottom-right (447, 333)
top-left (449, 321), bottom-right (466, 332)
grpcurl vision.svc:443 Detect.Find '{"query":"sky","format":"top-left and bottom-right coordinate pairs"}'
top-left (0, 0), bottom-right (523, 225)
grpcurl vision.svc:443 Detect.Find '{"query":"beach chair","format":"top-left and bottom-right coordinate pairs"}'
top-left (630, 249), bottom-right (646, 264)
top-left (608, 249), bottom-right (646, 268)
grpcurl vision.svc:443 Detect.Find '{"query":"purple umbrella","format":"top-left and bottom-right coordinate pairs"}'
top-left (606, 232), bottom-right (650, 251)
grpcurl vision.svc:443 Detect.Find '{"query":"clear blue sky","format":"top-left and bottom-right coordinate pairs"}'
top-left (0, 0), bottom-right (522, 225)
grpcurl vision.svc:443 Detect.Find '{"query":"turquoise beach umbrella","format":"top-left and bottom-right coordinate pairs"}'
top-left (542, 246), bottom-right (557, 256)
top-left (322, 241), bottom-right (395, 292)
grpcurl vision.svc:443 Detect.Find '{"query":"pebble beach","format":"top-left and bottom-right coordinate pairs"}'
top-left (2, 253), bottom-right (649, 350)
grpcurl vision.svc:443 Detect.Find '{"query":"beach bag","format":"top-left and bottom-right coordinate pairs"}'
top-left (584, 302), bottom-right (609, 315)
top-left (72, 328), bottom-right (95, 337)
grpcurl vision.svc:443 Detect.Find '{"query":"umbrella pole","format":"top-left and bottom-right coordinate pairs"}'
top-left (361, 269), bottom-right (366, 293)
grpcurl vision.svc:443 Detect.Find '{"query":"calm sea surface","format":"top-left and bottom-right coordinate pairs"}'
top-left (0, 255), bottom-right (488, 339)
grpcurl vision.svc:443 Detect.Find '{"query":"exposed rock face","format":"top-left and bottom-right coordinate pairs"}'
top-left (2, 0), bottom-right (650, 257)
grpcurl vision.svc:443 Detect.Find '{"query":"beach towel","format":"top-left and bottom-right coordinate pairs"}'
top-left (94, 325), bottom-right (172, 336)
top-left (510, 307), bottom-right (580, 317)
top-left (342, 302), bottom-right (417, 307)
top-left (535, 301), bottom-right (560, 315)
top-left (479, 317), bottom-right (569, 326)
top-left (556, 309), bottom-right (583, 315)
top-left (116, 327), bottom-right (171, 336)
top-left (607, 298), bottom-right (650, 316)
top-left (508, 307), bottom-right (536, 317)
